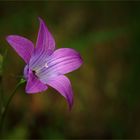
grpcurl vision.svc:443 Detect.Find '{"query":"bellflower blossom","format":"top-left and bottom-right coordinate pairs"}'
top-left (6, 18), bottom-right (83, 109)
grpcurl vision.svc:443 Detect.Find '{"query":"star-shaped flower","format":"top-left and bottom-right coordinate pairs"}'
top-left (6, 18), bottom-right (83, 109)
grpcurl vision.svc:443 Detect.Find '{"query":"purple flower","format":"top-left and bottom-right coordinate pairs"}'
top-left (6, 18), bottom-right (83, 109)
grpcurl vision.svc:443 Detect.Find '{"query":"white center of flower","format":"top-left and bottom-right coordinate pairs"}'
top-left (34, 62), bottom-right (49, 74)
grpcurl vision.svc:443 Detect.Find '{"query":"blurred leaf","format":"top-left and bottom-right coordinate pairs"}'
top-left (41, 127), bottom-right (65, 139)
top-left (6, 124), bottom-right (28, 139)
top-left (65, 27), bottom-right (127, 51)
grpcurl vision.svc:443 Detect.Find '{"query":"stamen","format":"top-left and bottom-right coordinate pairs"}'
top-left (32, 62), bottom-right (49, 76)
top-left (45, 63), bottom-right (49, 68)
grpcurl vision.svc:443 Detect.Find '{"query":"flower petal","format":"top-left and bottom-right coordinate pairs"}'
top-left (35, 17), bottom-right (55, 54)
top-left (36, 48), bottom-right (83, 82)
top-left (46, 75), bottom-right (73, 109)
top-left (26, 69), bottom-right (48, 93)
top-left (6, 35), bottom-right (34, 63)
top-left (24, 65), bottom-right (29, 80)
top-left (29, 18), bottom-right (55, 70)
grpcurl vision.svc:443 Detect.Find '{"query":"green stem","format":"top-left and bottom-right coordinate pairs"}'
top-left (0, 78), bottom-right (26, 136)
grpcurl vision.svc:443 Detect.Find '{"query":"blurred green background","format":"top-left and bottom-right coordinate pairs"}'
top-left (0, 1), bottom-right (140, 139)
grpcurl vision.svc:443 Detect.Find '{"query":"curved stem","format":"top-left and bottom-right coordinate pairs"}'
top-left (0, 78), bottom-right (26, 135)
